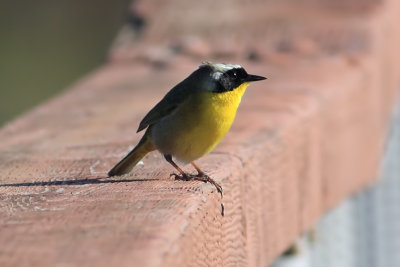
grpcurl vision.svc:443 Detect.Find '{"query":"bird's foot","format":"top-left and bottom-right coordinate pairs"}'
top-left (170, 172), bottom-right (223, 199)
top-left (170, 172), bottom-right (194, 181)
top-left (196, 172), bottom-right (223, 199)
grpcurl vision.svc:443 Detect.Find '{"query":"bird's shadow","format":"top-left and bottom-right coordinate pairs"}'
top-left (0, 177), bottom-right (159, 187)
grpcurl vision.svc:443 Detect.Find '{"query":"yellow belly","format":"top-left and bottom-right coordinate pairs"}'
top-left (153, 83), bottom-right (249, 163)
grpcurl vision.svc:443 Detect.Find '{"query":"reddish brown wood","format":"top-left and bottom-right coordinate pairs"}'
top-left (1, 0), bottom-right (400, 266)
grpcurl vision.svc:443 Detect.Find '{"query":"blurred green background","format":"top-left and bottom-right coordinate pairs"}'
top-left (0, 1), bottom-right (130, 126)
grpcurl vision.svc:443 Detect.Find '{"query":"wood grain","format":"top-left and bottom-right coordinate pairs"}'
top-left (1, 0), bottom-right (400, 266)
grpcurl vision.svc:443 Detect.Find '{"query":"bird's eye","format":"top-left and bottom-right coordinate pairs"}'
top-left (229, 70), bottom-right (238, 79)
top-left (227, 68), bottom-right (245, 81)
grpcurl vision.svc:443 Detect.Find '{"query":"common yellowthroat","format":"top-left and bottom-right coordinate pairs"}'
top-left (108, 62), bottom-right (266, 196)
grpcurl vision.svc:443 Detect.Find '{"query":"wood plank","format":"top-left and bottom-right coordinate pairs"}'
top-left (1, 1), bottom-right (399, 266)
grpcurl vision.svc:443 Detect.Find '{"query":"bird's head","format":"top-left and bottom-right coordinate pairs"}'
top-left (197, 62), bottom-right (266, 93)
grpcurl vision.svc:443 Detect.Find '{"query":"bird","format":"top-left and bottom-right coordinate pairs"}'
top-left (108, 62), bottom-right (266, 197)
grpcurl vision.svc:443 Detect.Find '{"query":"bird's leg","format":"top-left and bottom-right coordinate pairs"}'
top-left (164, 155), bottom-right (223, 198)
top-left (191, 161), bottom-right (206, 177)
top-left (191, 162), bottom-right (223, 198)
top-left (164, 154), bottom-right (189, 180)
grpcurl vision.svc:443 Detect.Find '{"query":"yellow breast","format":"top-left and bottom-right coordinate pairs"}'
top-left (171, 82), bottom-right (249, 162)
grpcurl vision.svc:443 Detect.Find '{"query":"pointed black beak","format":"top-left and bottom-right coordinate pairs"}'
top-left (245, 74), bottom-right (267, 82)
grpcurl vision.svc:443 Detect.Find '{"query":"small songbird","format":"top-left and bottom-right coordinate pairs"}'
top-left (108, 62), bottom-right (266, 196)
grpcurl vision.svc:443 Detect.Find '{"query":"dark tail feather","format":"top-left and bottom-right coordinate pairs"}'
top-left (108, 130), bottom-right (155, 177)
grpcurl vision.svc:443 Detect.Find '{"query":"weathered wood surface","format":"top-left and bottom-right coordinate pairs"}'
top-left (1, 0), bottom-right (400, 266)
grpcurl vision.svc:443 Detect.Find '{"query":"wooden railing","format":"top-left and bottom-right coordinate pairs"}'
top-left (1, 0), bottom-right (400, 266)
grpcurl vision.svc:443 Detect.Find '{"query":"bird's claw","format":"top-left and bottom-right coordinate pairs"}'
top-left (170, 172), bottom-right (223, 199)
top-left (170, 173), bottom-right (190, 181)
top-left (194, 172), bottom-right (223, 199)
